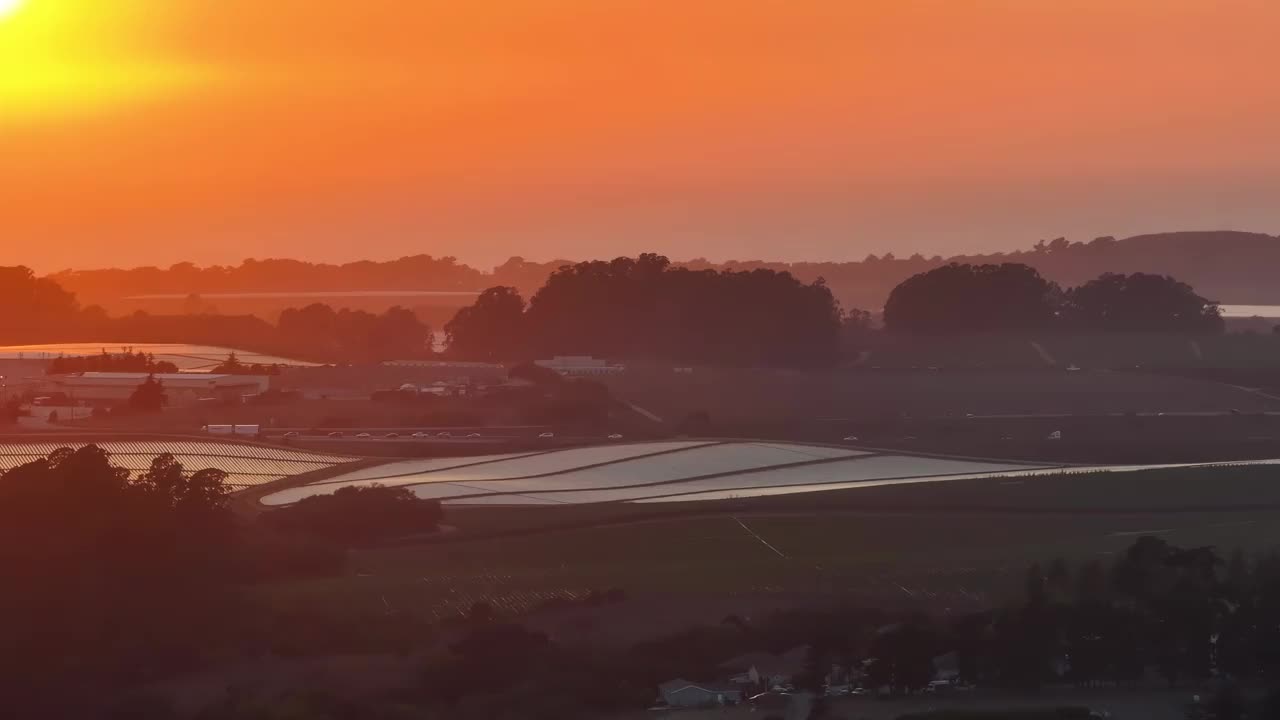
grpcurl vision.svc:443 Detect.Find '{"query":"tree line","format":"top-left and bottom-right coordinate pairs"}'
top-left (884, 263), bottom-right (1223, 334)
top-left (0, 445), bottom-right (445, 718)
top-left (852, 536), bottom-right (1280, 704)
top-left (0, 265), bottom-right (434, 363)
top-left (0, 255), bottom-right (1233, 370)
top-left (47, 231), bottom-right (1280, 323)
top-left (444, 253), bottom-right (843, 367)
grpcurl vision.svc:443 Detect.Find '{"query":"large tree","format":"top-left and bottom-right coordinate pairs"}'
top-left (128, 374), bottom-right (167, 412)
top-left (513, 254), bottom-right (840, 367)
top-left (1065, 272), bottom-right (1223, 332)
top-left (444, 286), bottom-right (528, 361)
top-left (0, 446), bottom-right (234, 716)
top-left (883, 263), bottom-right (1060, 333)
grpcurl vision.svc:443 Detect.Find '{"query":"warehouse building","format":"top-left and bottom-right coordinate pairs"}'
top-left (37, 372), bottom-right (270, 407)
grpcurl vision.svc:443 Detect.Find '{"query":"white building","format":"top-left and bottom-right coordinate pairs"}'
top-left (39, 372), bottom-right (270, 407)
top-left (534, 356), bottom-right (625, 376)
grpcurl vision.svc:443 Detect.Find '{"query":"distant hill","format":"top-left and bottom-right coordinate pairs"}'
top-left (46, 231), bottom-right (1280, 316)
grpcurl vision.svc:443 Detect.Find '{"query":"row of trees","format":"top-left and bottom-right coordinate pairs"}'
top-left (864, 536), bottom-right (1280, 697)
top-left (277, 303), bottom-right (432, 362)
top-left (50, 231), bottom-right (1280, 325)
top-left (884, 264), bottom-right (1223, 333)
top-left (45, 231), bottom-right (1280, 322)
top-left (0, 445), bottom-right (453, 718)
top-left (445, 254), bottom-right (842, 367)
top-left (48, 348), bottom-right (180, 374)
top-left (0, 265), bottom-right (435, 363)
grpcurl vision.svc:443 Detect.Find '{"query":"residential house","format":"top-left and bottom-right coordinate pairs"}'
top-left (718, 645), bottom-right (810, 692)
top-left (657, 679), bottom-right (743, 708)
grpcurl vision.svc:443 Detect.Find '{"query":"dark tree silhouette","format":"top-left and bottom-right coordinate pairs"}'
top-left (128, 374), bottom-right (167, 412)
top-left (1065, 272), bottom-right (1224, 333)
top-left (865, 621), bottom-right (937, 695)
top-left (0, 446), bottom-right (234, 717)
top-left (504, 254), bottom-right (840, 367)
top-left (49, 349), bottom-right (179, 375)
top-left (444, 286), bottom-right (527, 361)
top-left (265, 485), bottom-right (443, 544)
top-left (884, 263), bottom-right (1061, 333)
top-left (277, 302), bottom-right (433, 361)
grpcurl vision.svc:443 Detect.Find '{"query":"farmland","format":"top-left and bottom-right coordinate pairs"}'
top-left (606, 368), bottom-right (1280, 424)
top-left (253, 462), bottom-right (1280, 641)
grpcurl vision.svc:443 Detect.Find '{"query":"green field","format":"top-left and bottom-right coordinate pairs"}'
top-left (254, 464), bottom-right (1280, 636)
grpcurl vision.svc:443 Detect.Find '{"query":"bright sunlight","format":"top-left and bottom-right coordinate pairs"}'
top-left (0, 0), bottom-right (25, 21)
top-left (0, 0), bottom-right (207, 123)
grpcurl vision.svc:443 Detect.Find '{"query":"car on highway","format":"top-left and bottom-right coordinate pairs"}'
top-left (411, 432), bottom-right (429, 439)
top-left (355, 432), bottom-right (372, 438)
top-left (282, 431), bottom-right (299, 439)
top-left (538, 432), bottom-right (555, 439)
top-left (608, 433), bottom-right (624, 440)
top-left (384, 432), bottom-right (400, 439)
top-left (326, 431), bottom-right (343, 438)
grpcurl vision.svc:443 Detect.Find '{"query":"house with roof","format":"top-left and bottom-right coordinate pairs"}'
top-left (718, 645), bottom-right (810, 692)
top-left (656, 678), bottom-right (743, 708)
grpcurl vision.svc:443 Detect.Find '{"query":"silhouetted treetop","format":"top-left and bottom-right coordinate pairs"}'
top-left (446, 254), bottom-right (841, 367)
top-left (885, 264), bottom-right (1222, 335)
top-left (444, 286), bottom-right (527, 362)
top-left (885, 263), bottom-right (1061, 333)
top-left (1065, 272), bottom-right (1223, 332)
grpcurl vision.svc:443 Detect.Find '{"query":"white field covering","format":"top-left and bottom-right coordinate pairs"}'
top-left (258, 440), bottom-right (1055, 506)
top-left (0, 440), bottom-right (358, 489)
top-left (442, 454), bottom-right (1041, 505)
top-left (258, 440), bottom-right (714, 505)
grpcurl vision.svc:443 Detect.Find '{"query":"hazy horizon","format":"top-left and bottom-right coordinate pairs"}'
top-left (6, 1), bottom-right (1280, 271)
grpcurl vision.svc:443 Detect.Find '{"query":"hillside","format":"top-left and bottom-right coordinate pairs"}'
top-left (45, 230), bottom-right (1280, 316)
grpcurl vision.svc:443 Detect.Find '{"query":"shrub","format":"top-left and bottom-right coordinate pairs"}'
top-left (264, 485), bottom-right (443, 544)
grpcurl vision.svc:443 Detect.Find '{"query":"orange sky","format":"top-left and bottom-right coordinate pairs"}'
top-left (3, 0), bottom-right (1280, 271)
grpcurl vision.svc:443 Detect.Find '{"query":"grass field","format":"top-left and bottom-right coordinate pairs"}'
top-left (254, 463), bottom-right (1280, 639)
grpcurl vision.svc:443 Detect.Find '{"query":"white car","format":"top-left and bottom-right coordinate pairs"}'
top-left (355, 432), bottom-right (372, 438)
top-left (437, 431), bottom-right (452, 438)
top-left (538, 432), bottom-right (555, 439)
top-left (608, 433), bottom-right (624, 440)
top-left (282, 431), bottom-right (299, 439)
top-left (466, 432), bottom-right (482, 438)
top-left (411, 432), bottom-right (429, 439)
top-left (842, 435), bottom-right (859, 442)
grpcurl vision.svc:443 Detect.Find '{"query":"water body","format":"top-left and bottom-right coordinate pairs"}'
top-left (125, 290), bottom-right (481, 300)
top-left (1219, 304), bottom-right (1280, 318)
top-left (0, 342), bottom-right (315, 370)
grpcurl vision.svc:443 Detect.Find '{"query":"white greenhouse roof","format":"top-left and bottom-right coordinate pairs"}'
top-left (0, 439), bottom-right (359, 489)
top-left (257, 440), bottom-right (1059, 507)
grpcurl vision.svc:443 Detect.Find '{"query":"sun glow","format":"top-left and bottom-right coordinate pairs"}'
top-left (0, 0), bottom-right (208, 124)
top-left (0, 0), bottom-right (24, 21)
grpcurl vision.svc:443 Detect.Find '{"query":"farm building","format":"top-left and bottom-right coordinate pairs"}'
top-left (719, 646), bottom-right (810, 691)
top-left (656, 679), bottom-right (742, 708)
top-left (534, 355), bottom-right (624, 376)
top-left (37, 372), bottom-right (270, 407)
